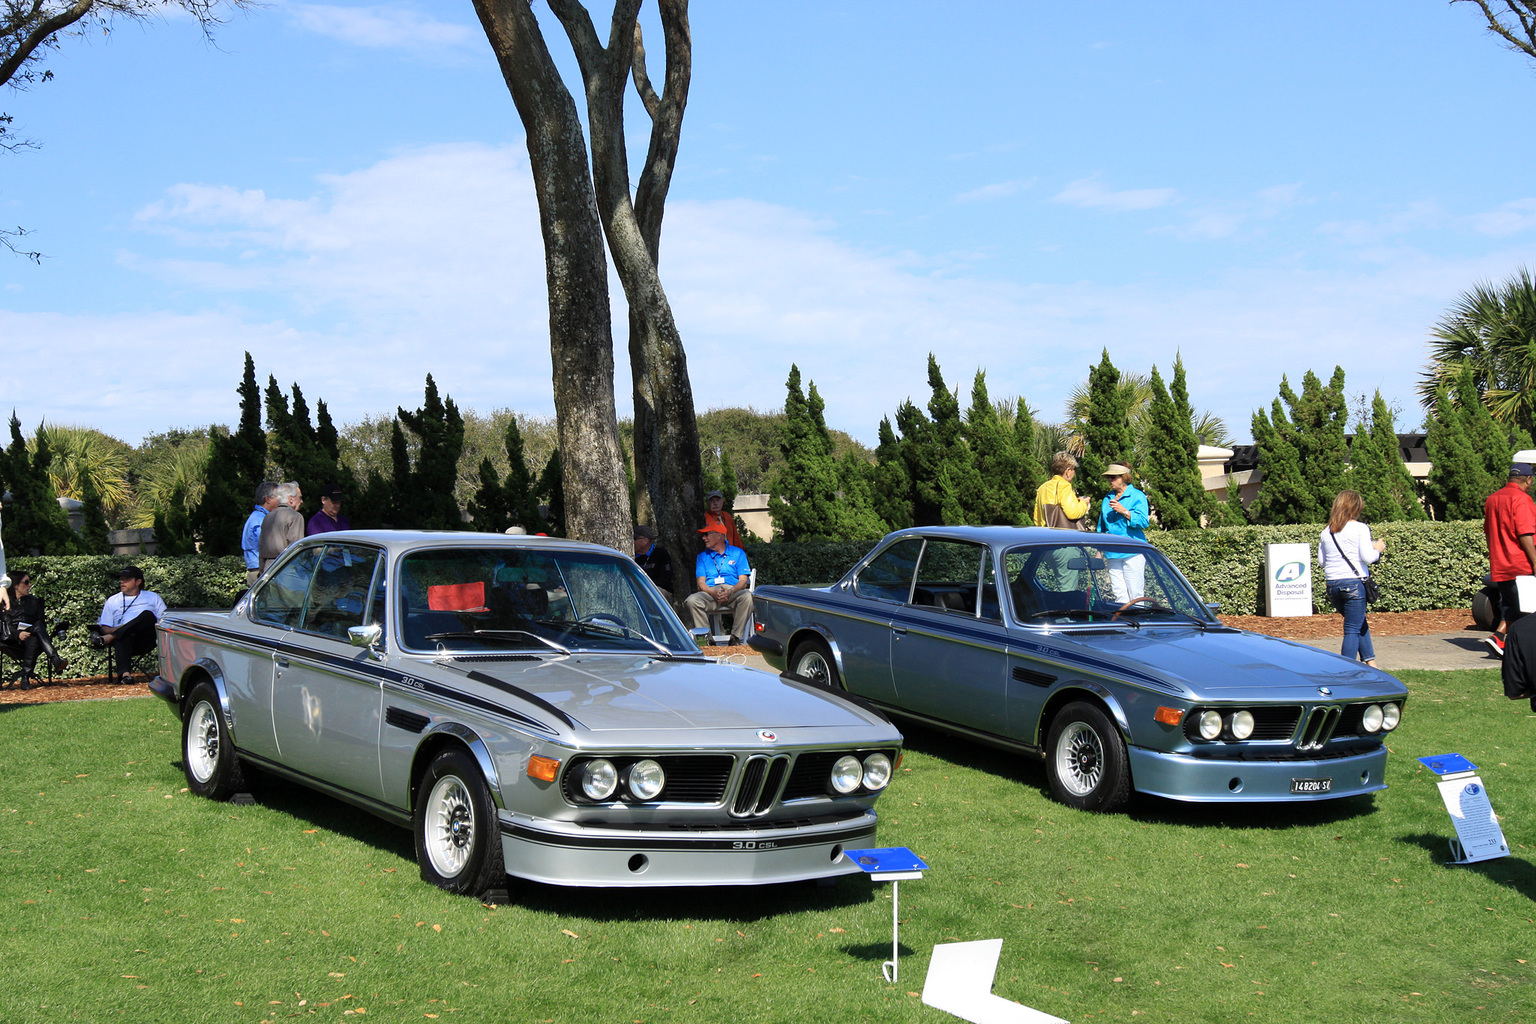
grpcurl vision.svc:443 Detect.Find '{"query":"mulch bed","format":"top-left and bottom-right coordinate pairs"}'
top-left (0, 671), bottom-right (154, 707)
top-left (1219, 608), bottom-right (1477, 640)
top-left (0, 616), bottom-right (1481, 707)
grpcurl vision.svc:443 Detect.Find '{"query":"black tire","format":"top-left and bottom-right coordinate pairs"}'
top-left (789, 637), bottom-right (840, 689)
top-left (1472, 587), bottom-right (1502, 633)
top-left (413, 749), bottom-right (506, 898)
top-left (1044, 701), bottom-right (1131, 812)
top-left (182, 681), bottom-right (246, 801)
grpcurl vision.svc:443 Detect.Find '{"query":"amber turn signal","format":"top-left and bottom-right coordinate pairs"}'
top-left (527, 754), bottom-right (561, 782)
top-left (1154, 706), bottom-right (1185, 726)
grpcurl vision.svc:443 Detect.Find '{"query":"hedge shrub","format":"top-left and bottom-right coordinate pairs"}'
top-left (750, 520), bottom-right (1490, 616)
top-left (5, 555), bottom-right (246, 669)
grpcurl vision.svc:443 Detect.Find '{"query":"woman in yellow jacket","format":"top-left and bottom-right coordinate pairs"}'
top-left (1033, 452), bottom-right (1090, 530)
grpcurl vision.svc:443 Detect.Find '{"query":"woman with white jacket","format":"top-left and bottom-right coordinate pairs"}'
top-left (1317, 490), bottom-right (1385, 666)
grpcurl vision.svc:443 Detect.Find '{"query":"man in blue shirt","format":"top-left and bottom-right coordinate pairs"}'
top-left (1097, 463), bottom-right (1150, 603)
top-left (683, 523), bottom-right (753, 644)
top-left (242, 482), bottom-right (279, 587)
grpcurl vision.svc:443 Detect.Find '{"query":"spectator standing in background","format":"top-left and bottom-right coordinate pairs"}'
top-left (259, 482), bottom-right (305, 574)
top-left (242, 481), bottom-right (279, 587)
top-left (1482, 461), bottom-right (1536, 657)
top-left (306, 483), bottom-right (351, 536)
top-left (703, 490), bottom-right (742, 548)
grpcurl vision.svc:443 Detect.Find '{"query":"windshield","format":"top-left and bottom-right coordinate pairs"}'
top-left (1004, 543), bottom-right (1214, 626)
top-left (397, 546), bottom-right (695, 654)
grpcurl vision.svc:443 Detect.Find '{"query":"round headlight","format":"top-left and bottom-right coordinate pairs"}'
top-left (830, 755), bottom-right (863, 794)
top-left (580, 758), bottom-right (618, 801)
top-left (1361, 704), bottom-right (1384, 733)
top-left (1381, 702), bottom-right (1401, 731)
top-left (1198, 710), bottom-right (1223, 740)
top-left (1230, 710), bottom-right (1255, 740)
top-left (862, 753), bottom-right (893, 791)
top-left (626, 759), bottom-right (666, 801)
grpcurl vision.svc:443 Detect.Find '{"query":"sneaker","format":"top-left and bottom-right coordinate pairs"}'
top-left (1484, 634), bottom-right (1505, 657)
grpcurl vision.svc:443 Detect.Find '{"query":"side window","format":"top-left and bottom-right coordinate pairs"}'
top-left (979, 549), bottom-right (1001, 622)
top-left (854, 538), bottom-right (923, 602)
top-left (301, 545), bottom-right (383, 639)
top-left (253, 548), bottom-right (322, 628)
top-left (912, 539), bottom-right (986, 615)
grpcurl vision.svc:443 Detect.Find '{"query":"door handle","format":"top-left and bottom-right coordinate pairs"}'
top-left (892, 627), bottom-right (907, 639)
top-left (274, 657), bottom-right (290, 669)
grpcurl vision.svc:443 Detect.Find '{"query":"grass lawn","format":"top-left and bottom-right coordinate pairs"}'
top-left (1, 670), bottom-right (1533, 1023)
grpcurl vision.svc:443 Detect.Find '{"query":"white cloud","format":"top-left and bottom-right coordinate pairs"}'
top-left (955, 178), bottom-right (1034, 203)
top-left (1468, 198), bottom-right (1536, 237)
top-left (1052, 176), bottom-right (1177, 212)
top-left (1318, 201), bottom-right (1446, 245)
top-left (8, 146), bottom-right (1532, 448)
top-left (1162, 182), bottom-right (1308, 241)
top-left (282, 2), bottom-right (478, 52)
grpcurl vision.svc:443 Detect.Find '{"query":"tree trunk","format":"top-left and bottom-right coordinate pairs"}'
top-left (551, 0), bottom-right (704, 597)
top-left (472, 0), bottom-right (630, 554)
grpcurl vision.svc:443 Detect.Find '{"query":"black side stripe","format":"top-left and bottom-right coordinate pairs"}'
top-left (466, 670), bottom-right (579, 730)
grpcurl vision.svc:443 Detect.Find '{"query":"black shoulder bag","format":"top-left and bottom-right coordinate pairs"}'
top-left (1328, 529), bottom-right (1381, 604)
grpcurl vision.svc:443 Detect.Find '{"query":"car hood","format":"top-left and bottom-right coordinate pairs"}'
top-left (1052, 627), bottom-right (1408, 699)
top-left (449, 655), bottom-right (893, 735)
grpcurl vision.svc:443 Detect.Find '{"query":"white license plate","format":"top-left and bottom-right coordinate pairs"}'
top-left (1290, 777), bottom-right (1332, 794)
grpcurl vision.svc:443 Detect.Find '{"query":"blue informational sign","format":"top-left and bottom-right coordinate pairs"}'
top-left (1418, 753), bottom-right (1478, 776)
top-left (843, 847), bottom-right (928, 875)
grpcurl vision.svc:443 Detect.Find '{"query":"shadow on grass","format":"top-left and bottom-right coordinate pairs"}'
top-left (188, 761), bottom-right (887, 923)
top-left (1397, 832), bottom-right (1536, 902)
top-left (895, 719), bottom-right (1385, 830)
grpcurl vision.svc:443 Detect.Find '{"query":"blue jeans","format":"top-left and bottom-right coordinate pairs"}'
top-left (1326, 579), bottom-right (1375, 662)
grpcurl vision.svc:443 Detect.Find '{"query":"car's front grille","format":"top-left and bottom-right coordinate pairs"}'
top-left (1248, 706), bottom-right (1303, 740)
top-left (782, 752), bottom-right (838, 800)
top-left (560, 754), bottom-right (734, 804)
top-left (1297, 705), bottom-right (1343, 750)
top-left (731, 754), bottom-right (791, 817)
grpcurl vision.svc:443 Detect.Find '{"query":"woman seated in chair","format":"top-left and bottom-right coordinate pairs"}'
top-left (2, 571), bottom-right (67, 690)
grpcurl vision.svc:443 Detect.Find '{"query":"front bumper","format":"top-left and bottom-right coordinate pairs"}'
top-left (149, 675), bottom-right (180, 708)
top-left (1129, 745), bottom-right (1390, 802)
top-left (498, 809), bottom-right (877, 886)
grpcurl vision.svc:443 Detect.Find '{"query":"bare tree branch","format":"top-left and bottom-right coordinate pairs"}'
top-left (630, 19), bottom-right (659, 119)
top-left (0, 0), bottom-right (92, 89)
top-left (1455, 0), bottom-right (1536, 62)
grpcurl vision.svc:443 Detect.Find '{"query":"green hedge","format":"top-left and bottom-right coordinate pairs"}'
top-left (749, 520), bottom-right (1490, 616)
top-left (5, 555), bottom-right (246, 669)
top-left (1146, 520), bottom-right (1486, 616)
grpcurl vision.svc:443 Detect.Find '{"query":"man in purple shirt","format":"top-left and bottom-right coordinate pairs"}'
top-left (306, 483), bottom-right (351, 535)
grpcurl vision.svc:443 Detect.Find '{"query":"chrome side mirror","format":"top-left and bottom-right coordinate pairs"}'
top-left (348, 623), bottom-right (384, 660)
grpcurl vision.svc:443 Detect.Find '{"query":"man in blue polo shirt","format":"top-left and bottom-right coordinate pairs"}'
top-left (241, 482), bottom-right (279, 587)
top-left (683, 523), bottom-right (753, 644)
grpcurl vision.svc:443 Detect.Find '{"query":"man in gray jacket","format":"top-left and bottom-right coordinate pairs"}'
top-left (258, 481), bottom-right (305, 574)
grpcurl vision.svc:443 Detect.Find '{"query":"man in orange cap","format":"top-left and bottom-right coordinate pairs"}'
top-left (684, 522), bottom-right (753, 644)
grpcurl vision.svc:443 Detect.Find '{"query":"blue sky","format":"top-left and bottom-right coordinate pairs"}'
top-left (3, 0), bottom-right (1535, 448)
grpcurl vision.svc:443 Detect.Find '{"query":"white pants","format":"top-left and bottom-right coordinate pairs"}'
top-left (1106, 555), bottom-right (1146, 604)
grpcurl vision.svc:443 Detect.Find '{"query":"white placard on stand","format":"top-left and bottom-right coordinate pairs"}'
top-left (1419, 753), bottom-right (1510, 865)
top-left (1264, 542), bottom-right (1314, 617)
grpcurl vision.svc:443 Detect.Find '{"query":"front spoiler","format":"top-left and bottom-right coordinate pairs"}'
top-left (499, 809), bottom-right (877, 887)
top-left (1129, 745), bottom-right (1390, 802)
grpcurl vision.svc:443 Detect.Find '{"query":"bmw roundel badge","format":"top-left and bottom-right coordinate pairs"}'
top-left (757, 729), bottom-right (778, 742)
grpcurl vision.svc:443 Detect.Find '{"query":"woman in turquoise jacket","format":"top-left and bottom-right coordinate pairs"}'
top-left (1097, 463), bottom-right (1150, 603)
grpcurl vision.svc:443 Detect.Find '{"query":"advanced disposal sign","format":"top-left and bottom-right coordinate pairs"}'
top-left (1265, 543), bottom-right (1314, 617)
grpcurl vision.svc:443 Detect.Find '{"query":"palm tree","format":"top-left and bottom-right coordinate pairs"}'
top-left (1419, 267), bottom-right (1536, 438)
top-left (127, 439), bottom-right (211, 530)
top-left (33, 424), bottom-right (132, 518)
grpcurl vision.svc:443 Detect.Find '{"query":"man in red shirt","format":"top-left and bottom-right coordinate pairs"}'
top-left (1483, 461), bottom-right (1536, 656)
top-left (703, 490), bottom-right (742, 548)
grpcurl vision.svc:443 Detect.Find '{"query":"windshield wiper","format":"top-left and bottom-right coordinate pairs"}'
top-left (535, 618), bottom-right (678, 659)
top-left (1113, 604), bottom-right (1215, 629)
top-left (425, 629), bottom-right (572, 656)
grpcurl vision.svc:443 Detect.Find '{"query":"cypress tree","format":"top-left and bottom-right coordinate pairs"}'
top-left (191, 353), bottom-right (269, 555)
top-left (389, 420), bottom-right (415, 526)
top-left (538, 450), bottom-right (565, 536)
top-left (0, 415), bottom-right (79, 555)
top-left (503, 417), bottom-right (546, 534)
top-left (871, 416), bottom-right (911, 531)
top-left (1456, 364), bottom-right (1512, 488)
top-left (397, 375), bottom-right (466, 531)
top-left (1079, 349), bottom-right (1135, 487)
top-left (769, 364), bottom-right (834, 540)
top-left (468, 457), bottom-right (511, 533)
top-left (830, 452), bottom-right (888, 541)
top-left (895, 398), bottom-right (944, 526)
top-left (963, 371), bottom-right (1026, 525)
top-left (1249, 393), bottom-right (1313, 524)
top-left (1140, 363), bottom-right (1206, 530)
top-left (1425, 384), bottom-right (1491, 520)
top-left (1012, 397), bottom-right (1044, 507)
top-left (925, 356), bottom-right (982, 524)
top-left (1350, 392), bottom-right (1426, 522)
